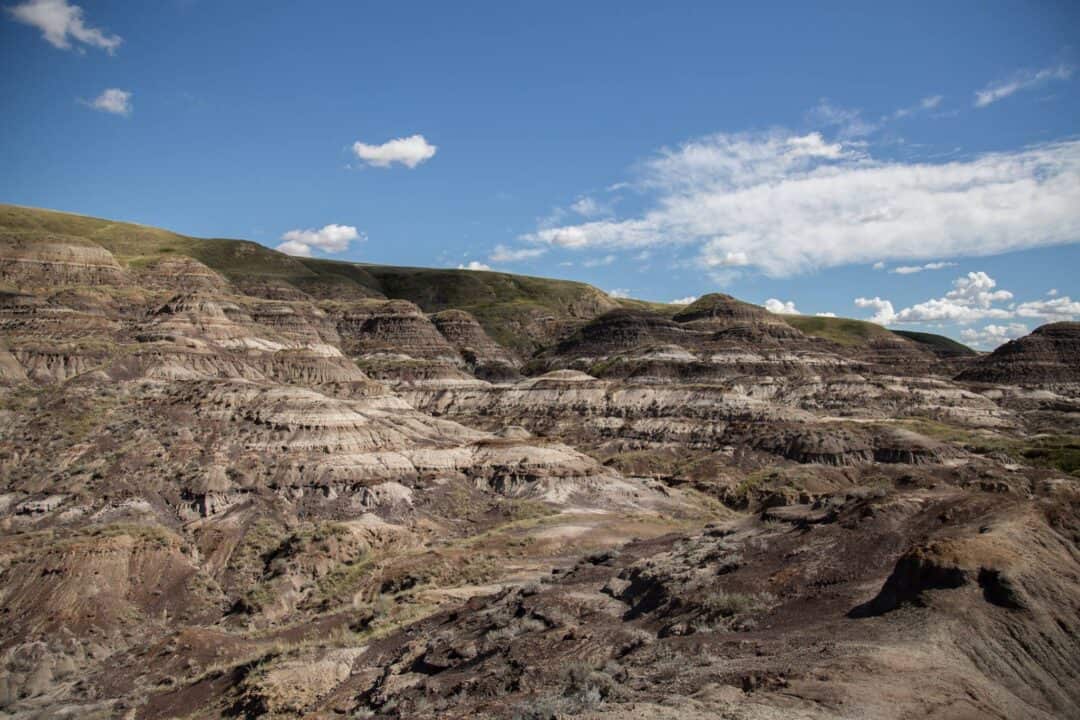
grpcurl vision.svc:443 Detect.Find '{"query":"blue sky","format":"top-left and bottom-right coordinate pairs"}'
top-left (2, 1), bottom-right (1079, 348)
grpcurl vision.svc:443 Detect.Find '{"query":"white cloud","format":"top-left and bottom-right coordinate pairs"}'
top-left (276, 224), bottom-right (361, 256)
top-left (815, 312), bottom-right (837, 317)
top-left (583, 254), bottom-right (615, 268)
top-left (85, 88), bottom-right (131, 116)
top-left (1015, 296), bottom-right (1080, 320)
top-left (764, 298), bottom-right (799, 314)
top-left (607, 288), bottom-right (631, 299)
top-left (856, 271), bottom-right (1078, 329)
top-left (806, 99), bottom-right (878, 138)
top-left (855, 297), bottom-right (896, 325)
top-left (1047, 288), bottom-right (1059, 297)
top-left (670, 295), bottom-right (698, 305)
top-left (458, 261), bottom-right (492, 271)
top-left (275, 240), bottom-right (312, 258)
top-left (701, 249), bottom-right (750, 269)
top-left (352, 134), bottom-right (437, 168)
top-left (570, 196), bottom-right (611, 218)
top-left (516, 132), bottom-right (1080, 278)
top-left (894, 94), bottom-right (943, 118)
top-left (872, 261), bottom-right (885, 270)
top-left (945, 271), bottom-right (1013, 308)
top-left (7, 0), bottom-right (121, 53)
top-left (974, 64), bottom-right (1074, 107)
top-left (961, 323), bottom-right (1030, 349)
top-left (489, 244), bottom-right (547, 263)
top-left (890, 261), bottom-right (956, 274)
top-left (860, 272), bottom-right (1014, 325)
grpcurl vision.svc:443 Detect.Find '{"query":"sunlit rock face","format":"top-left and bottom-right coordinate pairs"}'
top-left (1, 205), bottom-right (1077, 720)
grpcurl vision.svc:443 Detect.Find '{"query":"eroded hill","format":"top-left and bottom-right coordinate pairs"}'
top-left (1, 205), bottom-right (1078, 719)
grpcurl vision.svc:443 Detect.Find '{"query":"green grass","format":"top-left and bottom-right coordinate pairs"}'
top-left (901, 418), bottom-right (1080, 477)
top-left (892, 330), bottom-right (976, 357)
top-left (1, 203), bottom-right (618, 355)
top-left (782, 314), bottom-right (897, 346)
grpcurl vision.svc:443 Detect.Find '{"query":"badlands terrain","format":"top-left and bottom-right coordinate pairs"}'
top-left (0, 203), bottom-right (1079, 719)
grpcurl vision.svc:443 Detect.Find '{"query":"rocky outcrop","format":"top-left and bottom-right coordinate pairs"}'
top-left (133, 255), bottom-right (231, 293)
top-left (958, 322), bottom-right (1080, 391)
top-left (431, 309), bottom-right (519, 381)
top-left (0, 234), bottom-right (127, 288)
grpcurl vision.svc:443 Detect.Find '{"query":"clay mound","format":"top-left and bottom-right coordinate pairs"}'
top-left (331, 300), bottom-right (460, 362)
top-left (134, 255), bottom-right (231, 293)
top-left (672, 293), bottom-right (784, 327)
top-left (550, 309), bottom-right (698, 359)
top-left (0, 233), bottom-right (127, 288)
top-left (431, 309), bottom-right (520, 381)
top-left (958, 322), bottom-right (1080, 388)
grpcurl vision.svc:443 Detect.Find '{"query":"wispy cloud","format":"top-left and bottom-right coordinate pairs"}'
top-left (570, 196), bottom-right (611, 218)
top-left (352, 134), bottom-right (437, 168)
top-left (276, 224), bottom-right (362, 257)
top-left (669, 295), bottom-right (697, 305)
top-left (489, 244), bottom-right (547, 263)
top-left (7, 0), bottom-right (121, 53)
top-left (974, 63), bottom-right (1073, 107)
top-left (894, 94), bottom-right (943, 118)
top-left (583, 254), bottom-right (615, 268)
top-left (83, 88), bottom-right (131, 116)
top-left (514, 132), bottom-right (1080, 278)
top-left (806, 99), bottom-right (878, 138)
top-left (889, 261), bottom-right (956, 275)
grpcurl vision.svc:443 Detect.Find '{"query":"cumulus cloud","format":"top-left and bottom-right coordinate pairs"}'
top-left (489, 244), bottom-right (547, 263)
top-left (890, 261), bottom-right (956, 275)
top-left (858, 271), bottom-right (1014, 325)
top-left (764, 298), bottom-right (799, 314)
top-left (975, 64), bottom-right (1073, 107)
top-left (1015, 296), bottom-right (1080, 320)
top-left (872, 261), bottom-right (885, 271)
top-left (352, 134), bottom-right (437, 168)
top-left (85, 88), bottom-right (131, 116)
top-left (276, 224), bottom-right (361, 257)
top-left (815, 312), bottom-right (837, 317)
top-left (945, 271), bottom-right (1013, 308)
top-left (7, 0), bottom-right (121, 53)
top-left (670, 296), bottom-right (698, 305)
top-left (855, 297), bottom-right (896, 325)
top-left (960, 323), bottom-right (1030, 349)
top-left (1048, 288), bottom-right (1059, 297)
top-left (607, 288), bottom-right (631, 299)
top-left (513, 132), bottom-right (1080, 278)
top-left (458, 261), bottom-right (492, 271)
top-left (857, 271), bottom-right (1079, 328)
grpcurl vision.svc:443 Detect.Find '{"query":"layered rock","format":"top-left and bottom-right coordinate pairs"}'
top-left (430, 309), bottom-right (519, 381)
top-left (0, 234), bottom-right (127, 288)
top-left (958, 322), bottom-right (1080, 391)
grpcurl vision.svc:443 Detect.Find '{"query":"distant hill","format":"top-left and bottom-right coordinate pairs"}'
top-left (891, 330), bottom-right (977, 358)
top-left (0, 203), bottom-right (972, 358)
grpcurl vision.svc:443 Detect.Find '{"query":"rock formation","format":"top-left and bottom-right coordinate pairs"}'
top-left (0, 204), bottom-right (1077, 720)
